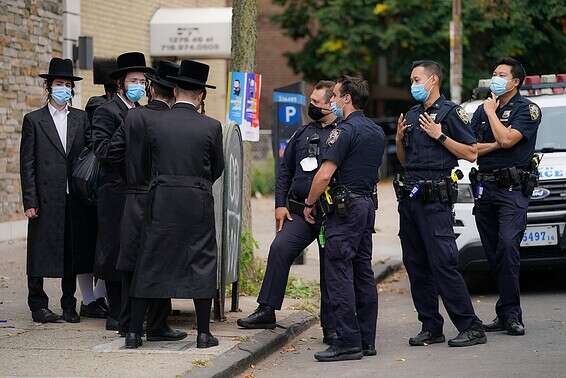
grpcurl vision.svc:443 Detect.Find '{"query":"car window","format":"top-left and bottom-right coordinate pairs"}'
top-left (536, 106), bottom-right (566, 151)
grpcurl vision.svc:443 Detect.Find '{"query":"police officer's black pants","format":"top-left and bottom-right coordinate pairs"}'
top-left (474, 183), bottom-right (528, 324)
top-left (324, 197), bottom-right (378, 348)
top-left (257, 214), bottom-right (336, 331)
top-left (120, 271), bottom-right (172, 333)
top-left (28, 196), bottom-right (76, 312)
top-left (399, 199), bottom-right (479, 334)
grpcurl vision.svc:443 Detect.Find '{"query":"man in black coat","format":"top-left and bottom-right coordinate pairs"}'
top-left (85, 57), bottom-right (118, 122)
top-left (106, 61), bottom-right (186, 342)
top-left (20, 58), bottom-right (93, 323)
top-left (127, 60), bottom-right (224, 349)
top-left (91, 52), bottom-right (153, 331)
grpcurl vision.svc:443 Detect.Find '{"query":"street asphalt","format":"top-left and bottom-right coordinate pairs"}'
top-left (242, 268), bottom-right (566, 378)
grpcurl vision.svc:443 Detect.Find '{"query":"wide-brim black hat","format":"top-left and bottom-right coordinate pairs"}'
top-left (145, 60), bottom-right (179, 89)
top-left (167, 59), bottom-right (216, 89)
top-left (110, 52), bottom-right (153, 79)
top-left (93, 57), bottom-right (117, 85)
top-left (39, 57), bottom-right (83, 81)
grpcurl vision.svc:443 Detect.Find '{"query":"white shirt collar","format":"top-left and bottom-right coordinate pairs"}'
top-left (48, 101), bottom-right (69, 117)
top-left (118, 93), bottom-right (135, 109)
top-left (175, 100), bottom-right (198, 108)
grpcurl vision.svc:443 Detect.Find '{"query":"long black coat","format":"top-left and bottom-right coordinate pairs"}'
top-left (20, 105), bottom-right (96, 277)
top-left (106, 99), bottom-right (170, 272)
top-left (131, 103), bottom-right (224, 299)
top-left (91, 95), bottom-right (133, 281)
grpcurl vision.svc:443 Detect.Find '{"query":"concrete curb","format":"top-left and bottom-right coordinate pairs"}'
top-left (185, 311), bottom-right (316, 378)
top-left (373, 258), bottom-right (404, 283)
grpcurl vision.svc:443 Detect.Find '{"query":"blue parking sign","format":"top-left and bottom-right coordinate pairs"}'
top-left (278, 104), bottom-right (301, 127)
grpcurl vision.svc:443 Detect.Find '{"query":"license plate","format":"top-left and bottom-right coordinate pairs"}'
top-left (521, 226), bottom-right (559, 247)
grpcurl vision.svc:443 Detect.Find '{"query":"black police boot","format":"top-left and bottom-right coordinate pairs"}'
top-left (483, 317), bottom-right (505, 332)
top-left (505, 319), bottom-right (525, 336)
top-left (314, 345), bottom-right (363, 362)
top-left (408, 331), bottom-right (446, 346)
top-left (31, 308), bottom-right (61, 323)
top-left (236, 305), bottom-right (276, 329)
top-left (322, 328), bottom-right (338, 346)
top-left (125, 333), bottom-right (142, 349)
top-left (448, 325), bottom-right (487, 347)
top-left (62, 308), bottom-right (80, 323)
top-left (362, 344), bottom-right (377, 357)
top-left (197, 333), bottom-right (219, 348)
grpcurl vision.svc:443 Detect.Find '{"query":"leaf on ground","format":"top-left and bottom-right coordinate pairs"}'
top-left (192, 359), bottom-right (210, 368)
top-left (397, 358), bottom-right (407, 362)
top-left (283, 345), bottom-right (297, 353)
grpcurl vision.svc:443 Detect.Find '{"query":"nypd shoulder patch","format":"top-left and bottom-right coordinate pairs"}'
top-left (529, 103), bottom-right (541, 121)
top-left (455, 106), bottom-right (470, 124)
top-left (326, 128), bottom-right (341, 146)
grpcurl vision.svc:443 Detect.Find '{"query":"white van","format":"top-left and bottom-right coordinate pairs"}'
top-left (454, 75), bottom-right (566, 273)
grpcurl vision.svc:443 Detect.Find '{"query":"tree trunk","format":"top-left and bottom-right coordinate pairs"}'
top-left (230, 0), bottom-right (257, 234)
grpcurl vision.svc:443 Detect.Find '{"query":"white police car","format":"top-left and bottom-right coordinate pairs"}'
top-left (454, 74), bottom-right (566, 273)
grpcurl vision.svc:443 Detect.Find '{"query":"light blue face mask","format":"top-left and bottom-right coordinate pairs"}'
top-left (489, 76), bottom-right (510, 97)
top-left (330, 101), bottom-right (344, 118)
top-left (51, 86), bottom-right (72, 105)
top-left (126, 83), bottom-right (146, 102)
top-left (410, 76), bottom-right (433, 103)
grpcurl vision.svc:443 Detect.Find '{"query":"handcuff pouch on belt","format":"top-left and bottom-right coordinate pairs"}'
top-left (393, 174), bottom-right (457, 203)
top-left (331, 185), bottom-right (351, 218)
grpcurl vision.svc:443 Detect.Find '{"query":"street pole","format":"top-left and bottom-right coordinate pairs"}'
top-left (450, 0), bottom-right (463, 104)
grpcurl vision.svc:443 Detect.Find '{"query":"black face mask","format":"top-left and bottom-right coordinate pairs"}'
top-left (308, 103), bottom-right (329, 121)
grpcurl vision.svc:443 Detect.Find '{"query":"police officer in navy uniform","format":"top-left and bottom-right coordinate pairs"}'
top-left (237, 81), bottom-right (338, 343)
top-left (471, 57), bottom-right (541, 336)
top-left (395, 60), bottom-right (486, 347)
top-left (304, 76), bottom-right (384, 362)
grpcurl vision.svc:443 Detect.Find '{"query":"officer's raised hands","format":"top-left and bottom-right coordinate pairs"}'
top-left (483, 93), bottom-right (500, 115)
top-left (395, 113), bottom-right (408, 144)
top-left (419, 113), bottom-right (442, 139)
top-left (275, 206), bottom-right (293, 232)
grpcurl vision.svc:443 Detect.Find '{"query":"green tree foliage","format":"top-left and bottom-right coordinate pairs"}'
top-left (273, 0), bottom-right (566, 99)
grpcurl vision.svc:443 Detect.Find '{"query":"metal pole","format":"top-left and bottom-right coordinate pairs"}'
top-left (450, 0), bottom-right (463, 104)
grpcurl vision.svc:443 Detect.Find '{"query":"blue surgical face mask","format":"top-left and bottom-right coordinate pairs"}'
top-left (410, 76), bottom-right (433, 103)
top-left (330, 101), bottom-right (343, 118)
top-left (126, 83), bottom-right (145, 102)
top-left (489, 76), bottom-right (510, 97)
top-left (51, 86), bottom-right (72, 105)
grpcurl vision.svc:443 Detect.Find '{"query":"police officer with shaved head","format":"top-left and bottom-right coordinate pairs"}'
top-left (395, 60), bottom-right (486, 348)
top-left (471, 57), bottom-right (541, 337)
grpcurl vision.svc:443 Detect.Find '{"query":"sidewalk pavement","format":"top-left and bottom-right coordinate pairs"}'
top-left (0, 180), bottom-right (402, 377)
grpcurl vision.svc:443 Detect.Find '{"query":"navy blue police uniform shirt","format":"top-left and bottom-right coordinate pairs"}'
top-left (471, 92), bottom-right (541, 171)
top-left (275, 119), bottom-right (339, 207)
top-left (403, 95), bottom-right (476, 180)
top-left (320, 111), bottom-right (385, 196)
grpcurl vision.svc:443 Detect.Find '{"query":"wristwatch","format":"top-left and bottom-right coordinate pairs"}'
top-left (437, 133), bottom-right (447, 144)
top-left (304, 200), bottom-right (315, 208)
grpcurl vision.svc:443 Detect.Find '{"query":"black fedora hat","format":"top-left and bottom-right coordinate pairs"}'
top-left (145, 60), bottom-right (179, 89)
top-left (167, 60), bottom-right (216, 89)
top-left (110, 52), bottom-right (153, 79)
top-left (93, 57), bottom-right (117, 85)
top-left (39, 57), bottom-right (83, 81)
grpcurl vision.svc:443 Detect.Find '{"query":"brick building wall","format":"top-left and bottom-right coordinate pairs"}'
top-left (0, 0), bottom-right (63, 221)
top-left (79, 0), bottom-right (229, 122)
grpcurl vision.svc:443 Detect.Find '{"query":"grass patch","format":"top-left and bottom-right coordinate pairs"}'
top-left (251, 156), bottom-right (275, 196)
top-left (191, 359), bottom-right (210, 368)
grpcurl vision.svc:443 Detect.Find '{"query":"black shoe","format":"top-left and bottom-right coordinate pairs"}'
top-left (62, 308), bottom-right (80, 323)
top-left (483, 317), bottom-right (505, 332)
top-left (236, 305), bottom-right (276, 329)
top-left (448, 326), bottom-right (487, 347)
top-left (197, 333), bottom-right (219, 348)
top-left (322, 329), bottom-right (338, 346)
top-left (362, 344), bottom-right (377, 357)
top-left (409, 331), bottom-right (446, 346)
top-left (96, 297), bottom-right (110, 314)
top-left (147, 327), bottom-right (188, 342)
top-left (125, 332), bottom-right (142, 349)
top-left (314, 345), bottom-right (363, 362)
top-left (505, 319), bottom-right (525, 336)
top-left (80, 301), bottom-right (107, 319)
top-left (31, 308), bottom-right (61, 323)
top-left (106, 317), bottom-right (119, 331)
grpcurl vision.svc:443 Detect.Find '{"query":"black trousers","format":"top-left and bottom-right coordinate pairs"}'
top-left (27, 195), bottom-right (76, 312)
top-left (105, 280), bottom-right (122, 321)
top-left (129, 297), bottom-right (173, 335)
top-left (120, 271), bottom-right (171, 333)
